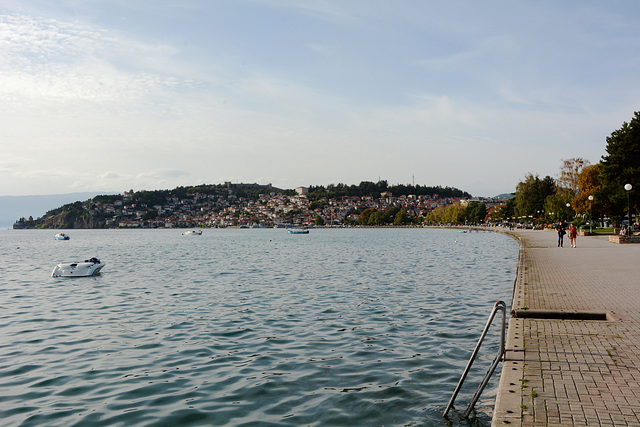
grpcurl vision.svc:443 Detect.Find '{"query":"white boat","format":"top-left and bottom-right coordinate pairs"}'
top-left (51, 257), bottom-right (105, 277)
top-left (54, 233), bottom-right (70, 240)
top-left (287, 228), bottom-right (309, 234)
top-left (183, 230), bottom-right (202, 235)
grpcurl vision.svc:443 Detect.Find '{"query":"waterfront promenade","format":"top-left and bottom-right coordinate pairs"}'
top-left (493, 229), bottom-right (640, 426)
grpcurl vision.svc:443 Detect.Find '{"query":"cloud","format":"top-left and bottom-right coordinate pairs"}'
top-left (257, 0), bottom-right (355, 25)
top-left (0, 13), bottom-right (194, 106)
top-left (498, 86), bottom-right (533, 106)
top-left (97, 172), bottom-right (121, 180)
top-left (90, 170), bottom-right (193, 193)
top-left (135, 170), bottom-right (190, 180)
top-left (12, 168), bottom-right (77, 180)
top-left (0, 14), bottom-right (103, 61)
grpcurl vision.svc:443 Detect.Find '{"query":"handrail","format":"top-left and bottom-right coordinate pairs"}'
top-left (443, 300), bottom-right (507, 418)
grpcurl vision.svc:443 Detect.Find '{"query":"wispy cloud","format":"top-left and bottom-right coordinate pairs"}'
top-left (256, 0), bottom-right (355, 25)
top-left (0, 13), bottom-right (192, 105)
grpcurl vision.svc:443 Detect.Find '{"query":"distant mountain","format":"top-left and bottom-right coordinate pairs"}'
top-left (0, 192), bottom-right (117, 229)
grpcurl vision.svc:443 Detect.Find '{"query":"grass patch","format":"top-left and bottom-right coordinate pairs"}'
top-left (591, 227), bottom-right (615, 234)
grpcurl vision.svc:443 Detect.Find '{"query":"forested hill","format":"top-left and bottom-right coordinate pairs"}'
top-left (306, 181), bottom-right (470, 200)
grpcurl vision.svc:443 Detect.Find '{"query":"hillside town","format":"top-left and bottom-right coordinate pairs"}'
top-left (12, 183), bottom-right (502, 229)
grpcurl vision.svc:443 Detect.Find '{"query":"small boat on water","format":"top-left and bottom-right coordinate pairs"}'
top-left (51, 257), bottom-right (105, 277)
top-left (287, 228), bottom-right (309, 234)
top-left (183, 230), bottom-right (202, 235)
top-left (54, 233), bottom-right (70, 240)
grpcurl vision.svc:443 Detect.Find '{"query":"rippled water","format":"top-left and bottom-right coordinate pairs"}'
top-left (0, 228), bottom-right (518, 426)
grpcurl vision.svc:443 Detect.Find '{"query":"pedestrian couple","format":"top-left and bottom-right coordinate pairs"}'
top-left (556, 221), bottom-right (578, 248)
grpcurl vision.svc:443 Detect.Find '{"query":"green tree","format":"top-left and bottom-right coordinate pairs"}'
top-left (444, 204), bottom-right (465, 224)
top-left (464, 202), bottom-right (487, 224)
top-left (543, 187), bottom-right (574, 222)
top-left (514, 173), bottom-right (555, 218)
top-left (497, 198), bottom-right (515, 222)
top-left (309, 201), bottom-right (326, 210)
top-left (142, 211), bottom-right (158, 221)
top-left (427, 204), bottom-right (464, 224)
top-left (383, 206), bottom-right (402, 224)
top-left (368, 211), bottom-right (384, 225)
top-left (393, 208), bottom-right (409, 225)
top-left (599, 111), bottom-right (640, 218)
top-left (359, 208), bottom-right (376, 225)
top-left (426, 203), bottom-right (463, 224)
top-left (314, 215), bottom-right (325, 226)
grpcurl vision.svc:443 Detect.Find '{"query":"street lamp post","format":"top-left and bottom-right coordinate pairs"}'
top-left (588, 195), bottom-right (594, 234)
top-left (625, 184), bottom-right (632, 232)
top-left (566, 203), bottom-right (571, 221)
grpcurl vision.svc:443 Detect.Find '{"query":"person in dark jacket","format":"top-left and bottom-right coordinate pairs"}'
top-left (556, 221), bottom-right (566, 247)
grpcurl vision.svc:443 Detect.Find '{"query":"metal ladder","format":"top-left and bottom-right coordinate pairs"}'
top-left (443, 300), bottom-right (507, 419)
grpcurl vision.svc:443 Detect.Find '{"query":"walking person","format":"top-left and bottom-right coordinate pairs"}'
top-left (556, 221), bottom-right (566, 247)
top-left (569, 223), bottom-right (577, 248)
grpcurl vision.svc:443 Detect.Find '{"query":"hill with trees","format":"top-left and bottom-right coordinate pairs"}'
top-left (13, 181), bottom-right (474, 229)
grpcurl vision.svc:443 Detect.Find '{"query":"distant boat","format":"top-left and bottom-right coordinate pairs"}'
top-left (51, 257), bottom-right (105, 277)
top-left (287, 228), bottom-right (309, 234)
top-left (54, 233), bottom-right (70, 240)
top-left (182, 230), bottom-right (202, 235)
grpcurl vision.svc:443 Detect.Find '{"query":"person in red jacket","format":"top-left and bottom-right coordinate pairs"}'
top-left (568, 223), bottom-right (578, 248)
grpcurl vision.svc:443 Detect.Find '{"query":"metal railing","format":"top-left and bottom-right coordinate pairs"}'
top-left (443, 300), bottom-right (507, 418)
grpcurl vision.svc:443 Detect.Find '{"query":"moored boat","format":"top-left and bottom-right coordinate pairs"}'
top-left (51, 257), bottom-right (105, 277)
top-left (287, 228), bottom-right (309, 234)
top-left (54, 233), bottom-right (70, 240)
top-left (183, 230), bottom-right (202, 235)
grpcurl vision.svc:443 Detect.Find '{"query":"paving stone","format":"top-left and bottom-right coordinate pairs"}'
top-left (492, 230), bottom-right (640, 426)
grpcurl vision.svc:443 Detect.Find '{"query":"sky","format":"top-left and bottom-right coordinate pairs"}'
top-left (2, 1), bottom-right (640, 198)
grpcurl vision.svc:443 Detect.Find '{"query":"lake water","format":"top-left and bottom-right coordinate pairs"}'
top-left (0, 228), bottom-right (518, 426)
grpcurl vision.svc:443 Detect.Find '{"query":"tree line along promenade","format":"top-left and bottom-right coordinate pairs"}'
top-left (13, 183), bottom-right (503, 229)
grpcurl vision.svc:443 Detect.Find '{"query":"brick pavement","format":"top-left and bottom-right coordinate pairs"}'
top-left (492, 229), bottom-right (640, 426)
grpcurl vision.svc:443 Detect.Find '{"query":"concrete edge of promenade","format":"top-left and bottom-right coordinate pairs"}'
top-left (492, 229), bottom-right (527, 426)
